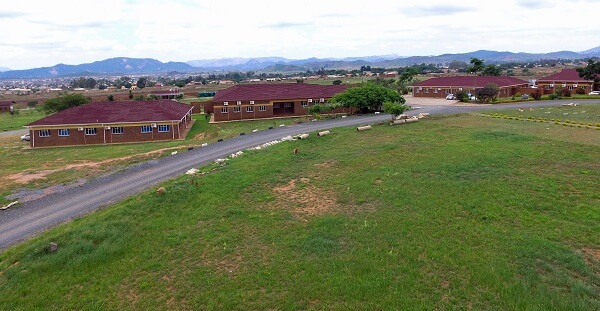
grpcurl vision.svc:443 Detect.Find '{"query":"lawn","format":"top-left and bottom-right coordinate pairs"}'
top-left (0, 115), bottom-right (306, 200)
top-left (0, 109), bottom-right (45, 131)
top-left (0, 111), bottom-right (598, 310)
top-left (481, 103), bottom-right (600, 127)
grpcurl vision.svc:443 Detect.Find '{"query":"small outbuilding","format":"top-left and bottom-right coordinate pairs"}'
top-left (412, 76), bottom-right (530, 98)
top-left (0, 101), bottom-right (15, 113)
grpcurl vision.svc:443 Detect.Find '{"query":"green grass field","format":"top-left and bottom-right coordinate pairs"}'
top-left (0, 109), bottom-right (45, 131)
top-left (1, 108), bottom-right (598, 309)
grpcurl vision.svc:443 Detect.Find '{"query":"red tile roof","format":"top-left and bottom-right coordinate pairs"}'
top-left (212, 83), bottom-right (347, 102)
top-left (0, 101), bottom-right (14, 107)
top-left (26, 100), bottom-right (193, 127)
top-left (537, 69), bottom-right (591, 83)
top-left (412, 76), bottom-right (528, 88)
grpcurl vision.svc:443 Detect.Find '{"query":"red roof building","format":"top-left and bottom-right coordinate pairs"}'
top-left (205, 83), bottom-right (349, 122)
top-left (25, 100), bottom-right (193, 148)
top-left (151, 89), bottom-right (184, 99)
top-left (0, 100), bottom-right (15, 114)
top-left (412, 76), bottom-right (530, 98)
top-left (536, 69), bottom-right (598, 95)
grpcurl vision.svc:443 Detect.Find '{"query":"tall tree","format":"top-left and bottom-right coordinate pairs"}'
top-left (136, 77), bottom-right (148, 89)
top-left (577, 59), bottom-right (600, 83)
top-left (467, 58), bottom-right (485, 75)
top-left (42, 93), bottom-right (90, 114)
top-left (482, 64), bottom-right (501, 76)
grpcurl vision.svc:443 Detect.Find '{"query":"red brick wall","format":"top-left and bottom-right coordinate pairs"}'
top-left (29, 122), bottom-right (185, 148)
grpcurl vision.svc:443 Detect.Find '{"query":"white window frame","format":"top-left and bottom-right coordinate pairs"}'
top-left (301, 101), bottom-right (308, 107)
top-left (221, 107), bottom-right (228, 113)
top-left (259, 105), bottom-right (266, 112)
top-left (233, 106), bottom-right (241, 113)
top-left (141, 125), bottom-right (152, 133)
top-left (58, 129), bottom-right (70, 136)
top-left (112, 127), bottom-right (124, 134)
top-left (158, 125), bottom-right (170, 132)
top-left (39, 129), bottom-right (50, 137)
top-left (246, 106), bottom-right (254, 112)
top-left (85, 128), bottom-right (97, 135)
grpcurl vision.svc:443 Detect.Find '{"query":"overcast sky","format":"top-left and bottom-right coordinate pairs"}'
top-left (0, 0), bottom-right (598, 70)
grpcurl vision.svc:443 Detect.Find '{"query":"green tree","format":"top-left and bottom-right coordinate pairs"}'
top-left (482, 65), bottom-right (501, 76)
top-left (107, 94), bottom-right (114, 101)
top-left (332, 79), bottom-right (343, 85)
top-left (42, 93), bottom-right (90, 114)
top-left (467, 58), bottom-right (485, 75)
top-left (474, 83), bottom-right (500, 103)
top-left (128, 90), bottom-right (133, 100)
top-left (382, 101), bottom-right (407, 120)
top-left (27, 101), bottom-right (38, 108)
top-left (136, 77), bottom-right (148, 89)
top-left (577, 59), bottom-right (600, 83)
top-left (455, 90), bottom-right (469, 102)
top-left (330, 83), bottom-right (404, 113)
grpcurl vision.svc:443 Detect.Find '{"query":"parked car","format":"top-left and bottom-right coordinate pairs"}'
top-left (467, 94), bottom-right (477, 101)
top-left (521, 94), bottom-right (530, 100)
top-left (445, 94), bottom-right (455, 100)
top-left (20, 133), bottom-right (30, 141)
top-left (589, 91), bottom-right (600, 95)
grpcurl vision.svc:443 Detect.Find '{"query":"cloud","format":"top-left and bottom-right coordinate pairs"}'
top-left (261, 22), bottom-right (313, 29)
top-left (0, 11), bottom-right (26, 19)
top-left (515, 0), bottom-right (552, 8)
top-left (402, 5), bottom-right (476, 16)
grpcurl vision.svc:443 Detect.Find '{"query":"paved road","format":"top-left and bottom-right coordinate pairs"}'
top-left (1, 100), bottom-right (598, 251)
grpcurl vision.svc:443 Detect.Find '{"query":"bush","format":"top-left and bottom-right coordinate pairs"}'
top-left (455, 90), bottom-right (469, 102)
top-left (530, 89), bottom-right (542, 100)
top-left (576, 87), bottom-right (586, 95)
top-left (549, 93), bottom-right (559, 100)
top-left (561, 88), bottom-right (572, 97)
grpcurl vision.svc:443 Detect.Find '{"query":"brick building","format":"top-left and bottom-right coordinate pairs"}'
top-left (25, 100), bottom-right (193, 148)
top-left (205, 83), bottom-right (349, 122)
top-left (536, 69), bottom-right (598, 95)
top-left (412, 76), bottom-right (530, 98)
top-left (0, 101), bottom-right (14, 113)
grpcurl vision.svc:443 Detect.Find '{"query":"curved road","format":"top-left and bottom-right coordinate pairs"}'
top-left (1, 100), bottom-right (598, 251)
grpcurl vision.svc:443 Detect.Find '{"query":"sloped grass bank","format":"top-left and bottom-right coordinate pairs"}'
top-left (0, 115), bottom-right (598, 310)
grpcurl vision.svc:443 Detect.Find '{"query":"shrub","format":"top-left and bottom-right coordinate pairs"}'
top-left (549, 93), bottom-right (559, 100)
top-left (455, 90), bottom-right (469, 102)
top-left (530, 89), bottom-right (542, 100)
top-left (576, 87), bottom-right (586, 95)
top-left (561, 88), bottom-right (571, 97)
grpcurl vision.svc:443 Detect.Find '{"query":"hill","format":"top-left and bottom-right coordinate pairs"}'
top-left (0, 58), bottom-right (193, 79)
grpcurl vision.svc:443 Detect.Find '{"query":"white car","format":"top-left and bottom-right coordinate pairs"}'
top-left (445, 94), bottom-right (455, 100)
top-left (589, 91), bottom-right (600, 95)
top-left (20, 133), bottom-right (30, 141)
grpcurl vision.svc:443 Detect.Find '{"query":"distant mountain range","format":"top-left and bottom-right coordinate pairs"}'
top-left (0, 67), bottom-right (10, 72)
top-left (1, 47), bottom-right (599, 79)
top-left (0, 58), bottom-right (193, 79)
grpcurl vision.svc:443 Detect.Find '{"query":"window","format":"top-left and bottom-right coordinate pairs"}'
top-left (158, 125), bottom-right (169, 132)
top-left (39, 129), bottom-right (50, 137)
top-left (424, 89), bottom-right (430, 93)
top-left (221, 107), bottom-right (228, 113)
top-left (58, 129), bottom-right (70, 136)
top-left (233, 106), bottom-right (241, 113)
top-left (246, 106), bottom-right (254, 112)
top-left (259, 105), bottom-right (266, 112)
top-left (236, 101), bottom-right (241, 105)
top-left (284, 102), bottom-right (292, 108)
top-left (85, 128), bottom-right (97, 135)
top-left (434, 89), bottom-right (439, 93)
top-left (249, 100), bottom-right (254, 105)
top-left (112, 127), bottom-right (124, 134)
top-left (301, 101), bottom-right (308, 107)
top-left (141, 125), bottom-right (152, 133)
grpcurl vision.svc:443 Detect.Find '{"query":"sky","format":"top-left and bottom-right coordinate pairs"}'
top-left (0, 0), bottom-right (598, 70)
